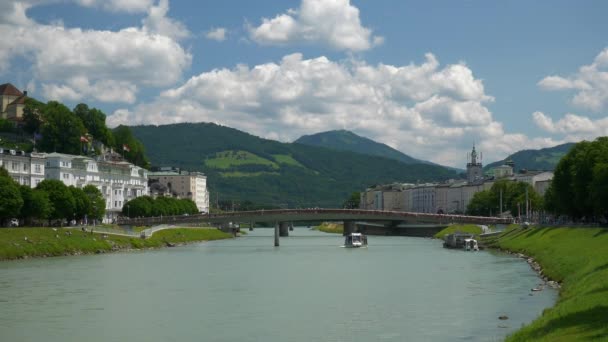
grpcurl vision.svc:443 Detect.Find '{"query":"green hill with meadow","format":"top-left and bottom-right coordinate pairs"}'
top-left (130, 123), bottom-right (458, 208)
top-left (484, 143), bottom-right (575, 172)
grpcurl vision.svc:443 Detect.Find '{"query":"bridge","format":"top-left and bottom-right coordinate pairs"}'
top-left (118, 209), bottom-right (512, 246)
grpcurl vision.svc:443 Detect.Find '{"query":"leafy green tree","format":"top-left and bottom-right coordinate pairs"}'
top-left (22, 98), bottom-right (46, 135)
top-left (38, 101), bottom-right (86, 155)
top-left (73, 104), bottom-right (115, 147)
top-left (343, 191), bottom-right (361, 209)
top-left (69, 186), bottom-right (91, 221)
top-left (19, 186), bottom-right (52, 225)
top-left (467, 179), bottom-right (542, 217)
top-left (123, 196), bottom-right (154, 217)
top-left (546, 137), bottom-right (608, 220)
top-left (83, 185), bottom-right (105, 222)
top-left (113, 125), bottom-right (150, 168)
top-left (36, 179), bottom-right (75, 223)
top-left (0, 170), bottom-right (23, 223)
top-left (467, 190), bottom-right (496, 216)
top-left (0, 118), bottom-right (15, 133)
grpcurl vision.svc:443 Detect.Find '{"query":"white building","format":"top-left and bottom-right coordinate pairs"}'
top-left (148, 169), bottom-right (210, 213)
top-left (0, 148), bottom-right (45, 187)
top-left (44, 152), bottom-right (149, 222)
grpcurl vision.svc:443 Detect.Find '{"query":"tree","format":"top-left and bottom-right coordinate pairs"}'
top-left (83, 185), bottom-right (106, 222)
top-left (546, 137), bottom-right (608, 220)
top-left (19, 186), bottom-right (52, 225)
top-left (73, 104), bottom-right (115, 147)
top-left (69, 186), bottom-right (91, 221)
top-left (467, 190), bottom-right (495, 216)
top-left (123, 196), bottom-right (154, 218)
top-left (38, 101), bottom-right (86, 155)
top-left (343, 191), bottom-right (360, 209)
top-left (113, 125), bottom-right (150, 168)
top-left (36, 179), bottom-right (75, 223)
top-left (22, 98), bottom-right (46, 135)
top-left (0, 170), bottom-right (23, 224)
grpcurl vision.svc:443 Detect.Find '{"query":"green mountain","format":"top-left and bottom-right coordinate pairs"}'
top-left (294, 130), bottom-right (462, 172)
top-left (130, 123), bottom-right (458, 208)
top-left (484, 143), bottom-right (575, 171)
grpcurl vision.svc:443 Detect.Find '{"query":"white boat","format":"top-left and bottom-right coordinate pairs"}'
top-left (344, 232), bottom-right (368, 248)
top-left (463, 238), bottom-right (479, 251)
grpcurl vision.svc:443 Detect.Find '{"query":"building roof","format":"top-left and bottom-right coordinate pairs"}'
top-left (8, 94), bottom-right (27, 106)
top-left (0, 83), bottom-right (23, 97)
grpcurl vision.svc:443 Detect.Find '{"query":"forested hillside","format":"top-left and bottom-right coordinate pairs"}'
top-left (130, 123), bottom-right (458, 207)
top-left (484, 143), bottom-right (575, 172)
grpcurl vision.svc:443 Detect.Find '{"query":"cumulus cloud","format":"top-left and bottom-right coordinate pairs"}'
top-left (0, 0), bottom-right (191, 104)
top-left (205, 27), bottom-right (227, 41)
top-left (75, 0), bottom-right (154, 13)
top-left (538, 47), bottom-right (608, 112)
top-left (248, 0), bottom-right (383, 52)
top-left (532, 111), bottom-right (608, 141)
top-left (107, 52), bottom-right (547, 166)
top-left (142, 0), bottom-right (190, 40)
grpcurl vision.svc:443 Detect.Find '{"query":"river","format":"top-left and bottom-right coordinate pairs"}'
top-left (0, 227), bottom-right (556, 342)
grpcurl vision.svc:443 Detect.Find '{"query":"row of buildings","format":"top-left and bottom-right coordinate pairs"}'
top-left (1, 82), bottom-right (209, 222)
top-left (0, 147), bottom-right (210, 222)
top-left (360, 146), bottom-right (553, 215)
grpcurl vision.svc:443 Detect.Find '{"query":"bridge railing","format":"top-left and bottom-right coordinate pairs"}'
top-left (117, 209), bottom-right (514, 226)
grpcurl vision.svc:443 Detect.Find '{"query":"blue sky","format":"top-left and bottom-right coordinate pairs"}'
top-left (2, 0), bottom-right (608, 167)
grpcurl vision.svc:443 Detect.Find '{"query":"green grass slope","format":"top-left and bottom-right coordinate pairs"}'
top-left (130, 123), bottom-right (458, 207)
top-left (485, 143), bottom-right (575, 172)
top-left (484, 226), bottom-right (608, 341)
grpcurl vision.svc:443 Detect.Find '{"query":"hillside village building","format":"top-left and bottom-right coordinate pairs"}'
top-left (360, 146), bottom-right (553, 215)
top-left (148, 168), bottom-right (210, 213)
top-left (0, 83), bottom-right (27, 122)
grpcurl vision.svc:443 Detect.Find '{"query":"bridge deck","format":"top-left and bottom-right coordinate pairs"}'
top-left (118, 209), bottom-right (513, 227)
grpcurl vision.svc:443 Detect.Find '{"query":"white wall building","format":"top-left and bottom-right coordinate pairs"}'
top-left (44, 152), bottom-right (149, 222)
top-left (148, 169), bottom-right (210, 213)
top-left (0, 148), bottom-right (45, 188)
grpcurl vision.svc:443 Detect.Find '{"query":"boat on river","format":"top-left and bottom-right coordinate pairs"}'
top-left (344, 232), bottom-right (367, 248)
top-left (464, 238), bottom-right (479, 251)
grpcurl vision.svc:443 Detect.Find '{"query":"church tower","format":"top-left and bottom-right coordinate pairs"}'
top-left (466, 145), bottom-right (483, 183)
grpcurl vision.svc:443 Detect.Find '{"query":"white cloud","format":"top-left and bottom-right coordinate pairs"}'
top-left (142, 0), bottom-right (190, 40)
top-left (205, 27), bottom-right (227, 41)
top-left (108, 53), bottom-right (542, 167)
top-left (248, 0), bottom-right (383, 52)
top-left (532, 111), bottom-right (608, 141)
top-left (538, 47), bottom-right (608, 112)
top-left (75, 0), bottom-right (154, 13)
top-left (0, 0), bottom-right (191, 104)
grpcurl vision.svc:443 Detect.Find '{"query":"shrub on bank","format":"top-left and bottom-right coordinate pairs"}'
top-left (433, 224), bottom-right (483, 239)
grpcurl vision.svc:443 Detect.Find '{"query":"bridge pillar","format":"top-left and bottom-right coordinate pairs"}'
top-left (279, 222), bottom-right (289, 237)
top-left (343, 220), bottom-right (356, 236)
top-left (249, 222), bottom-right (253, 231)
top-left (274, 222), bottom-right (280, 247)
top-left (289, 222), bottom-right (294, 231)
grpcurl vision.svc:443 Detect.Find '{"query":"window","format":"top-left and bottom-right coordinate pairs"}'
top-left (114, 201), bottom-right (118, 207)
top-left (23, 163), bottom-right (27, 171)
top-left (63, 173), bottom-right (69, 180)
top-left (35, 164), bottom-right (41, 173)
top-left (12, 162), bottom-right (18, 171)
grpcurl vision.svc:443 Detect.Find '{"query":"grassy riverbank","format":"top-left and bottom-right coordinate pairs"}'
top-left (0, 227), bottom-right (233, 261)
top-left (433, 224), bottom-right (483, 239)
top-left (314, 222), bottom-right (343, 234)
top-left (482, 226), bottom-right (608, 341)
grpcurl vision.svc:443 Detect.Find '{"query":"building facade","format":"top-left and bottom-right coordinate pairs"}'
top-left (148, 169), bottom-right (210, 213)
top-left (0, 83), bottom-right (27, 121)
top-left (0, 148), bottom-right (45, 187)
top-left (44, 152), bottom-right (149, 222)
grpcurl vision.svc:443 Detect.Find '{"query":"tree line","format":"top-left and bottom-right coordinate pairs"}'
top-left (0, 98), bottom-right (149, 168)
top-left (544, 137), bottom-right (608, 221)
top-left (0, 167), bottom-right (105, 226)
top-left (122, 196), bottom-right (199, 218)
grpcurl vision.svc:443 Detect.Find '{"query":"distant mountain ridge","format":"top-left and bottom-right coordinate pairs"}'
top-left (130, 123), bottom-right (458, 207)
top-left (294, 130), bottom-right (461, 171)
top-left (484, 143), bottom-right (575, 171)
